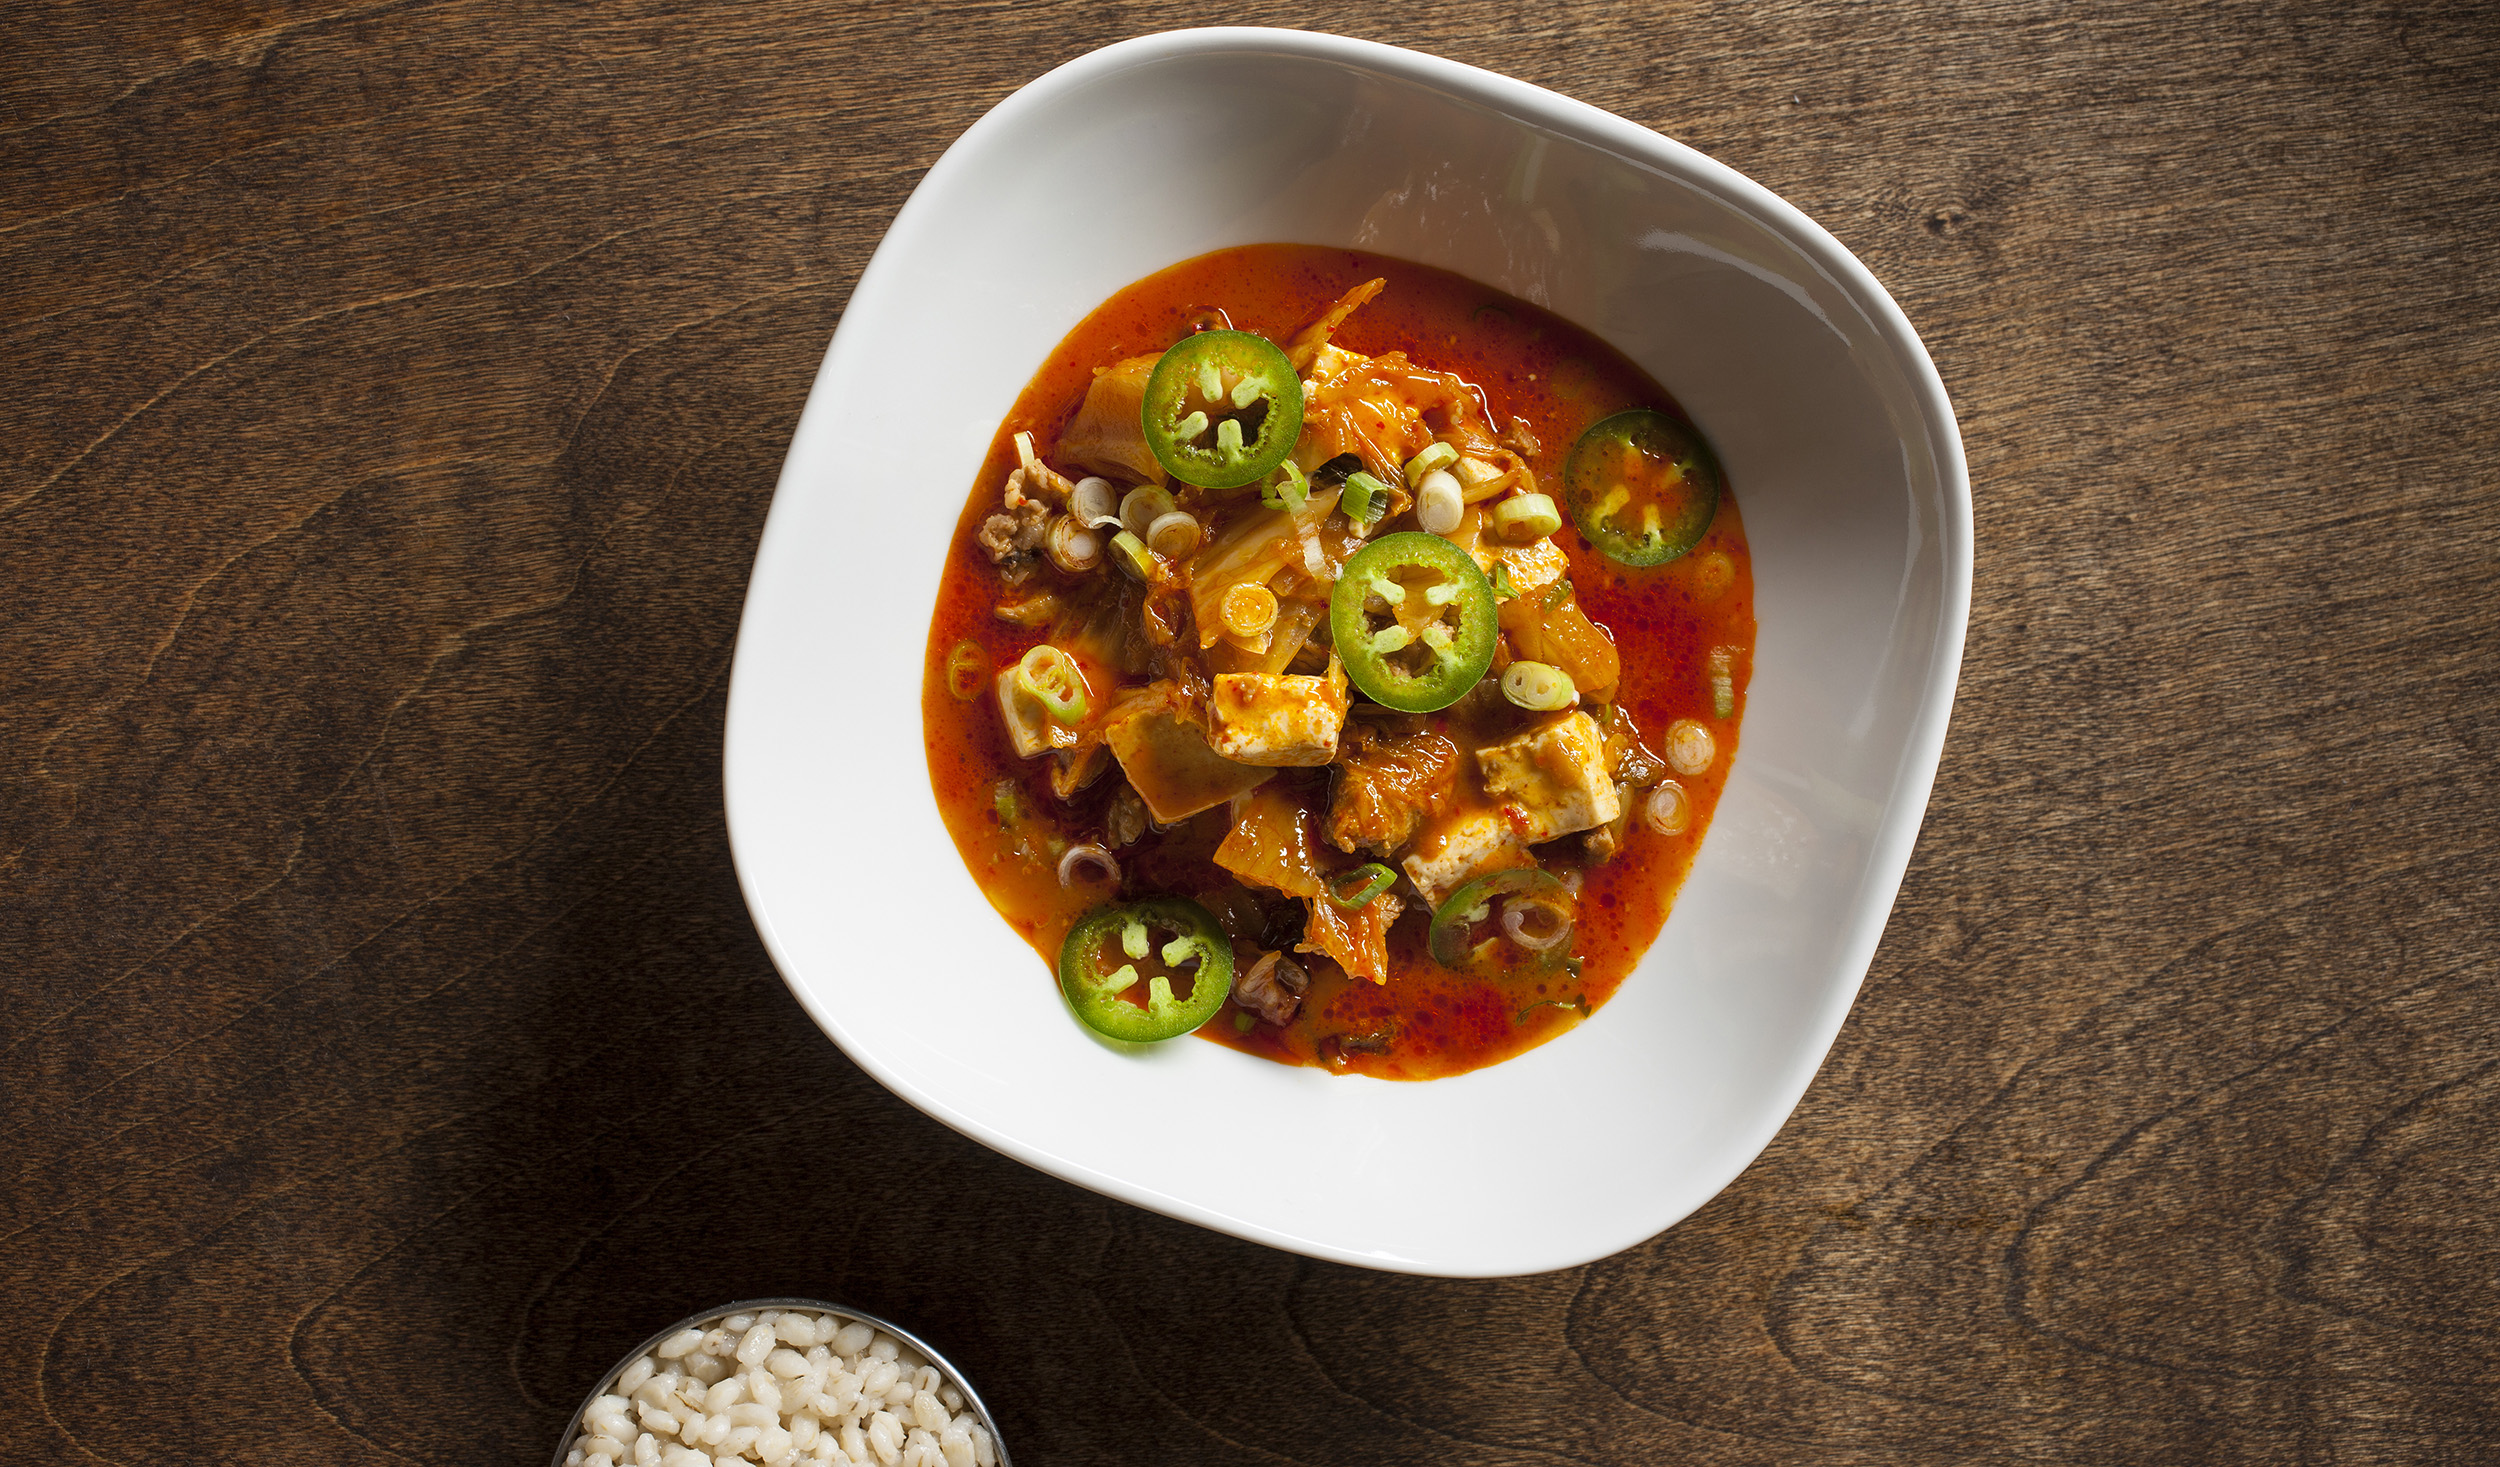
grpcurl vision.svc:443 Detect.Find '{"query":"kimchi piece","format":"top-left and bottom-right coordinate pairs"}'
top-left (922, 246), bottom-right (1755, 1080)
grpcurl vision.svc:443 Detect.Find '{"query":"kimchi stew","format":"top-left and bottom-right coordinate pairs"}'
top-left (922, 245), bottom-right (1754, 1080)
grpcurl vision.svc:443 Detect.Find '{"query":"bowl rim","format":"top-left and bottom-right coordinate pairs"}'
top-left (726, 26), bottom-right (1972, 1275)
top-left (549, 1297), bottom-right (1013, 1467)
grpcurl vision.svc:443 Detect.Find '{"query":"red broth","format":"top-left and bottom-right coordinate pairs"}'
top-left (922, 245), bottom-right (1754, 1080)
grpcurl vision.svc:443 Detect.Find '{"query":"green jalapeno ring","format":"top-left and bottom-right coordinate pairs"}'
top-left (1057, 896), bottom-right (1235, 1043)
top-left (1140, 331), bottom-right (1305, 490)
top-left (1562, 408), bottom-right (1723, 567)
top-left (1327, 533), bottom-right (1499, 713)
top-left (1427, 868), bottom-right (1574, 968)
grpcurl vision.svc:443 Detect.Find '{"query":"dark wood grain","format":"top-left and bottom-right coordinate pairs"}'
top-left (5, 1), bottom-right (2496, 1462)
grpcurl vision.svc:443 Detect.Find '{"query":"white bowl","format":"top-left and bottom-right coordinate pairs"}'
top-left (725, 28), bottom-right (1969, 1277)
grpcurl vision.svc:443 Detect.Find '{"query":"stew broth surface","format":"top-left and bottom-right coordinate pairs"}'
top-left (922, 245), bottom-right (1754, 1080)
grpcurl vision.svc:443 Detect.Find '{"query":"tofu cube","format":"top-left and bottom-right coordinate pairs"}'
top-left (1474, 711), bottom-right (1621, 844)
top-left (1399, 809), bottom-right (1528, 908)
top-left (1209, 669), bottom-right (1346, 767)
top-left (1102, 703), bottom-right (1273, 824)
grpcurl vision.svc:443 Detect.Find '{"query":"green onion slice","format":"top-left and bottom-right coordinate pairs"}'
top-left (1500, 660), bottom-right (1577, 712)
top-left (1341, 470), bottom-right (1390, 524)
top-left (1326, 863), bottom-right (1398, 911)
top-left (1260, 457), bottom-right (1310, 514)
top-left (1427, 868), bottom-right (1573, 969)
top-left (1014, 644), bottom-right (1089, 722)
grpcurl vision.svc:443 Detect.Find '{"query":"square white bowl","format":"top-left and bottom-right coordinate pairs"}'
top-left (724, 28), bottom-right (1969, 1277)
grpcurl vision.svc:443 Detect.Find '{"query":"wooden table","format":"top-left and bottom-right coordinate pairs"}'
top-left (7, 3), bottom-right (2495, 1461)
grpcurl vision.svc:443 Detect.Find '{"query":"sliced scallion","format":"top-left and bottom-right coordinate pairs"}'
top-left (1326, 863), bottom-right (1397, 911)
top-left (945, 640), bottom-right (987, 700)
top-left (1260, 458), bottom-right (1310, 514)
top-left (1119, 485), bottom-right (1177, 538)
top-left (1500, 660), bottom-right (1577, 712)
top-left (1220, 582), bottom-right (1279, 639)
top-left (1403, 440), bottom-right (1458, 487)
top-left (1109, 529), bottom-right (1155, 582)
top-left (1492, 491), bottom-right (1562, 542)
top-left (1341, 470), bottom-right (1389, 524)
top-left (1665, 718), bottom-right (1715, 776)
top-left (1145, 509), bottom-right (1202, 559)
top-left (1014, 644), bottom-right (1090, 723)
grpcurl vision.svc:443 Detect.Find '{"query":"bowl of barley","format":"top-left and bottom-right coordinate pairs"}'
top-left (554, 1299), bottom-right (1008, 1467)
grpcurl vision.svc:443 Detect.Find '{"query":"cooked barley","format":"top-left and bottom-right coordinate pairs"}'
top-left (568, 1309), bottom-right (995, 1467)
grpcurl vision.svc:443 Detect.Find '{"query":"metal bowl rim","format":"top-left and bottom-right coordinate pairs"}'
top-left (550, 1296), bottom-right (1010, 1467)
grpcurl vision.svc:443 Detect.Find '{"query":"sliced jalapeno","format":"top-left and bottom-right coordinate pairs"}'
top-left (1327, 532), bottom-right (1498, 713)
top-left (1563, 408), bottom-right (1722, 566)
top-left (1057, 896), bottom-right (1234, 1043)
top-left (1427, 867), bottom-right (1574, 969)
top-left (1140, 331), bottom-right (1304, 490)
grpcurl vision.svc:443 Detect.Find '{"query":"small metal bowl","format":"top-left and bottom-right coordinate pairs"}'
top-left (552, 1297), bottom-right (1011, 1467)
